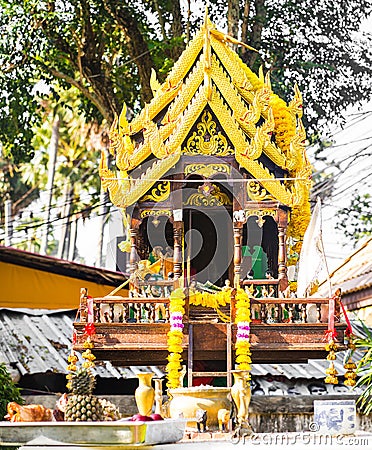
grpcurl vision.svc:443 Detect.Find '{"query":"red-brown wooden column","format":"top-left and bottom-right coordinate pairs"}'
top-left (233, 222), bottom-right (243, 288)
top-left (129, 218), bottom-right (140, 276)
top-left (277, 208), bottom-right (289, 292)
top-left (173, 221), bottom-right (183, 281)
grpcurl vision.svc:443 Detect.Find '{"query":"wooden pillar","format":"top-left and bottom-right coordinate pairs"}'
top-left (129, 227), bottom-right (139, 275)
top-left (233, 222), bottom-right (243, 288)
top-left (277, 209), bottom-right (288, 292)
top-left (173, 222), bottom-right (183, 281)
top-left (232, 163), bottom-right (245, 289)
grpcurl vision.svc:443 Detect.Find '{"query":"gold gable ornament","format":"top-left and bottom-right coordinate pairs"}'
top-left (183, 110), bottom-right (233, 156)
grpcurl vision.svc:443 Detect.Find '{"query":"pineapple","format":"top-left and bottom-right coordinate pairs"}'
top-left (65, 368), bottom-right (104, 421)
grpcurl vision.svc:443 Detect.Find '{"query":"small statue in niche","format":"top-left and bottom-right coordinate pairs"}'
top-left (196, 408), bottom-right (207, 432)
top-left (222, 279), bottom-right (233, 292)
top-left (265, 269), bottom-right (274, 280)
top-left (268, 285), bottom-right (275, 298)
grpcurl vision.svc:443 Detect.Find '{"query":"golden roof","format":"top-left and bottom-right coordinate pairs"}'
top-left (100, 16), bottom-right (312, 209)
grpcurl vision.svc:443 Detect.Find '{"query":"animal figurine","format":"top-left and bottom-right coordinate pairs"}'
top-left (217, 408), bottom-right (230, 432)
top-left (5, 393), bottom-right (68, 422)
top-left (5, 402), bottom-right (53, 422)
top-left (178, 365), bottom-right (187, 387)
top-left (195, 408), bottom-right (207, 432)
top-left (233, 210), bottom-right (246, 223)
top-left (53, 393), bottom-right (68, 421)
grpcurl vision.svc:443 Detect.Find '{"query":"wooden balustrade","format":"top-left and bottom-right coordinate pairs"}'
top-left (77, 296), bottom-right (170, 324)
top-left (77, 281), bottom-right (339, 327)
top-left (241, 279), bottom-right (280, 298)
top-left (249, 298), bottom-right (331, 324)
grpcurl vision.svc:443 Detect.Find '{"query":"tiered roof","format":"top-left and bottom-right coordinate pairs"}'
top-left (100, 16), bottom-right (311, 209)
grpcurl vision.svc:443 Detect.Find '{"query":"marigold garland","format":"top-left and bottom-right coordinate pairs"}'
top-left (234, 289), bottom-right (252, 374)
top-left (344, 333), bottom-right (357, 387)
top-left (325, 361), bottom-right (339, 384)
top-left (188, 290), bottom-right (231, 308)
top-left (166, 288), bottom-right (185, 389)
top-left (239, 62), bottom-right (312, 251)
top-left (324, 336), bottom-right (339, 385)
top-left (344, 358), bottom-right (357, 387)
top-left (270, 95), bottom-right (297, 155)
top-left (287, 200), bottom-right (311, 247)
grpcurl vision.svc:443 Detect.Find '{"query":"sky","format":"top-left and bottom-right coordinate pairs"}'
top-left (309, 101), bottom-right (372, 272)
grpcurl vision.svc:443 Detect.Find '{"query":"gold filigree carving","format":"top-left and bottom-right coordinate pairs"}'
top-left (139, 181), bottom-right (171, 203)
top-left (140, 210), bottom-right (172, 219)
top-left (247, 181), bottom-right (274, 201)
top-left (288, 83), bottom-right (303, 119)
top-left (184, 184), bottom-right (232, 206)
top-left (184, 163), bottom-right (231, 178)
top-left (245, 209), bottom-right (277, 227)
top-left (183, 110), bottom-right (233, 156)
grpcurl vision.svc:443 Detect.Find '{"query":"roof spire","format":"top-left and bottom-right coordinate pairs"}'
top-left (204, 3), bottom-right (209, 23)
top-left (203, 3), bottom-right (212, 100)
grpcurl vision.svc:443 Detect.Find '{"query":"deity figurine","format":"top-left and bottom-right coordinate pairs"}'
top-left (222, 279), bottom-right (233, 291)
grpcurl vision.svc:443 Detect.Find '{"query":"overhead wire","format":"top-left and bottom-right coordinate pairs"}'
top-left (2, 198), bottom-right (111, 240)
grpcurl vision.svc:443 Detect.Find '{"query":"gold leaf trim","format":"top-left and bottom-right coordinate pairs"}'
top-left (139, 181), bottom-right (171, 203)
top-left (247, 180), bottom-right (274, 201)
top-left (99, 151), bottom-right (181, 208)
top-left (184, 185), bottom-right (232, 206)
top-left (184, 163), bottom-right (231, 178)
top-left (140, 210), bottom-right (172, 219)
top-left (245, 209), bottom-right (277, 228)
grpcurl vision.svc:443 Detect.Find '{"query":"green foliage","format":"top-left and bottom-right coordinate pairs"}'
top-left (0, 362), bottom-right (24, 421)
top-left (353, 322), bottom-right (372, 415)
top-left (1, 0), bottom-right (372, 164)
top-left (335, 192), bottom-right (372, 245)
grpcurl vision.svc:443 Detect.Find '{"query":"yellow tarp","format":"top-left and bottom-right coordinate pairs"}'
top-left (0, 261), bottom-right (128, 310)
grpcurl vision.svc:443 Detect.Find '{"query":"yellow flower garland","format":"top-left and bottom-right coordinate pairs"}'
top-left (239, 63), bottom-right (311, 250)
top-left (188, 290), bottom-right (231, 308)
top-left (234, 289), bottom-right (252, 373)
top-left (166, 288), bottom-right (185, 389)
top-left (270, 94), bottom-right (297, 155)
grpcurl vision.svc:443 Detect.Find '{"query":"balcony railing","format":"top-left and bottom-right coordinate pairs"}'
top-left (77, 281), bottom-right (341, 327)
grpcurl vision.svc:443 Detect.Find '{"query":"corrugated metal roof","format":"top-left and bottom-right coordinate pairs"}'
top-left (318, 237), bottom-right (372, 296)
top-left (0, 309), bottom-right (162, 380)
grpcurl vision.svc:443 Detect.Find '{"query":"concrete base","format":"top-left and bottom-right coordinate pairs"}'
top-left (23, 394), bottom-right (372, 434)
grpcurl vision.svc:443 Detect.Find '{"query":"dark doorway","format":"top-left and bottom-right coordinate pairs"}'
top-left (242, 215), bottom-right (278, 279)
top-left (184, 209), bottom-right (233, 286)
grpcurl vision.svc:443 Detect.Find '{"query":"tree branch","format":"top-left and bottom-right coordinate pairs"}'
top-left (34, 58), bottom-right (110, 121)
top-left (248, 0), bottom-right (266, 67)
top-left (102, 1), bottom-right (154, 104)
